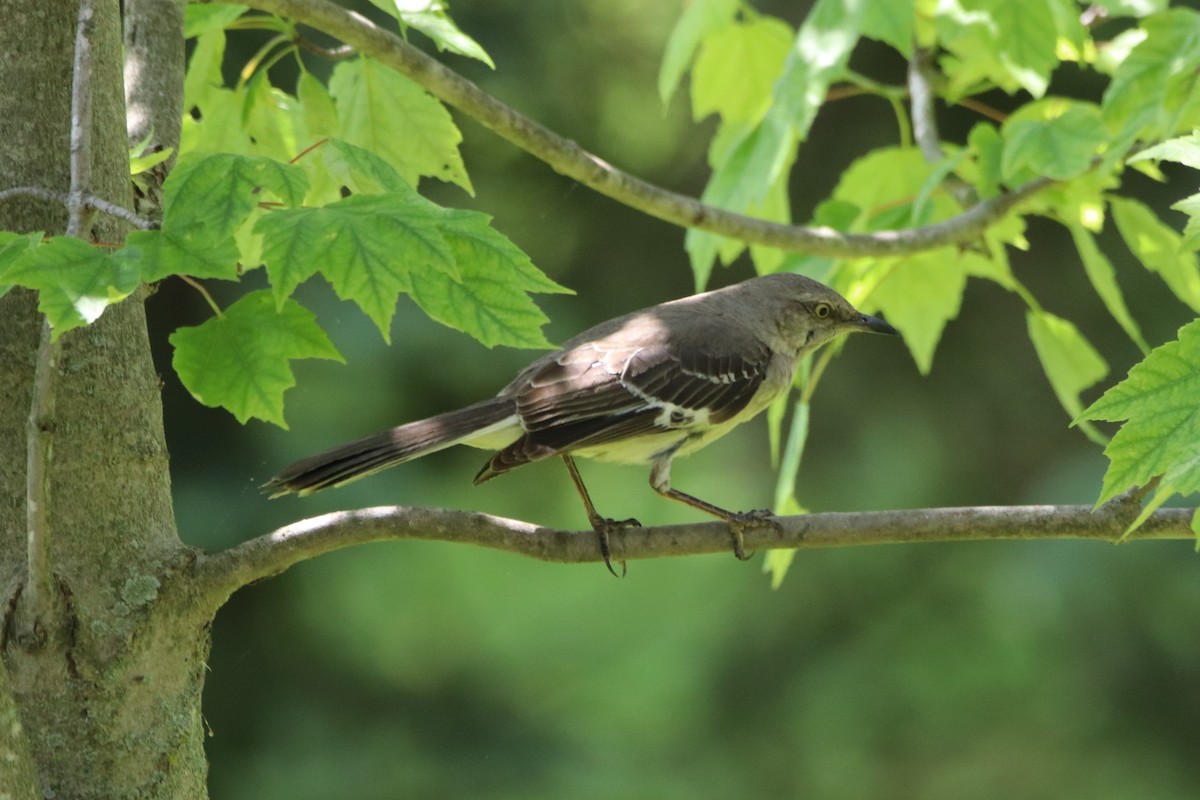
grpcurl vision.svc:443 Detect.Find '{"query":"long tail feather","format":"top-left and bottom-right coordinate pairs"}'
top-left (264, 398), bottom-right (517, 497)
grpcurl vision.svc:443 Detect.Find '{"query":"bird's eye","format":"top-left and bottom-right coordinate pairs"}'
top-left (813, 302), bottom-right (832, 320)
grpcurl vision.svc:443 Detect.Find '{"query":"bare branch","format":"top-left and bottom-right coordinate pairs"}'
top-left (229, 0), bottom-right (1052, 258)
top-left (191, 504), bottom-right (1195, 607)
top-left (12, 320), bottom-right (61, 648)
top-left (66, 0), bottom-right (97, 239)
top-left (11, 0), bottom-right (102, 647)
top-left (908, 44), bottom-right (944, 164)
top-left (0, 187), bottom-right (155, 229)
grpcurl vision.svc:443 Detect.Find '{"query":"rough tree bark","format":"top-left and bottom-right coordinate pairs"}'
top-left (0, 0), bottom-right (210, 796)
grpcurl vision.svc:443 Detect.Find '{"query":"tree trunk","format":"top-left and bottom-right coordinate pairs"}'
top-left (0, 0), bottom-right (211, 795)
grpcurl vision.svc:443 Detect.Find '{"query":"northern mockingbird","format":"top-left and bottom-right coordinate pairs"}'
top-left (265, 272), bottom-right (897, 573)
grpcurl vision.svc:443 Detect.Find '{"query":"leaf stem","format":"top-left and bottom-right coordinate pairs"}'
top-left (180, 275), bottom-right (224, 317)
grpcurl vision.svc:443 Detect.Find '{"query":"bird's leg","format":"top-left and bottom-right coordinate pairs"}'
top-left (648, 457), bottom-right (778, 561)
top-left (560, 454), bottom-right (637, 577)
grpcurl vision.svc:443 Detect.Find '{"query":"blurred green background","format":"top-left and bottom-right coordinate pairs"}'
top-left (153, 1), bottom-right (1200, 797)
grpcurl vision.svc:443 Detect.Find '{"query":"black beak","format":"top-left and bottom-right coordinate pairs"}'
top-left (856, 314), bottom-right (899, 336)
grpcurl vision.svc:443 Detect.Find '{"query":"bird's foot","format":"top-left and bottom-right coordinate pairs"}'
top-left (588, 516), bottom-right (640, 578)
top-left (726, 509), bottom-right (780, 561)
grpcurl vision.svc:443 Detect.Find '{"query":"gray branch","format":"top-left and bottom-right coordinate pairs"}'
top-left (66, 0), bottom-right (97, 239)
top-left (0, 187), bottom-right (155, 229)
top-left (229, 0), bottom-right (1052, 258)
top-left (11, 0), bottom-right (103, 647)
top-left (908, 43), bottom-right (944, 164)
top-left (192, 504), bottom-right (1195, 607)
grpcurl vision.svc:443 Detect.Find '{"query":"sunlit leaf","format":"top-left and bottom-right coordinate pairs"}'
top-left (329, 56), bottom-right (472, 192)
top-left (1, 237), bottom-right (141, 339)
top-left (1028, 311), bottom-right (1109, 442)
top-left (1110, 196), bottom-right (1200, 312)
top-left (691, 16), bottom-right (792, 123)
top-left (1069, 224), bottom-right (1148, 353)
top-left (658, 0), bottom-right (738, 103)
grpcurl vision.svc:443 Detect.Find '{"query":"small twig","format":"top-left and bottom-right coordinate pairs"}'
top-left (180, 275), bottom-right (223, 316)
top-left (13, 0), bottom-right (99, 647)
top-left (1080, 4), bottom-right (1109, 29)
top-left (295, 36), bottom-right (355, 60)
top-left (290, 136), bottom-right (329, 164)
top-left (190, 504), bottom-right (1197, 608)
top-left (66, 0), bottom-right (97, 239)
top-left (0, 187), bottom-right (156, 229)
top-left (908, 43), bottom-right (944, 164)
top-left (231, 0), bottom-right (1056, 259)
top-left (956, 96), bottom-right (1008, 124)
top-left (16, 320), bottom-right (62, 648)
top-left (86, 194), bottom-right (159, 229)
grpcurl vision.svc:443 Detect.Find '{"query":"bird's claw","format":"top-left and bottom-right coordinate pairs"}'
top-left (590, 516), bottom-right (640, 578)
top-left (727, 509), bottom-right (780, 561)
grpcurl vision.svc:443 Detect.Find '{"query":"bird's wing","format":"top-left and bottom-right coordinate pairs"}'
top-left (476, 320), bottom-right (775, 477)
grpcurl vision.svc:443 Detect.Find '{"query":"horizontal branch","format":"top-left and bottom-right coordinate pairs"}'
top-left (0, 186), bottom-right (156, 230)
top-left (231, 0), bottom-right (1052, 258)
top-left (192, 504), bottom-right (1195, 607)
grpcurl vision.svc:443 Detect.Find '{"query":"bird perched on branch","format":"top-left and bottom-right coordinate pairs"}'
top-left (265, 272), bottom-right (898, 574)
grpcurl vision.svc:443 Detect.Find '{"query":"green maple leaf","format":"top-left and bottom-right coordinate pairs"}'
top-left (690, 15), bottom-right (792, 124)
top-left (1110, 196), bottom-right (1200, 313)
top-left (2, 237), bottom-right (141, 339)
top-left (1001, 104), bottom-right (1107, 182)
top-left (1028, 310), bottom-right (1109, 443)
top-left (408, 209), bottom-right (571, 349)
top-left (687, 0), bottom-right (862, 285)
top-left (255, 192), bottom-right (456, 340)
top-left (0, 231), bottom-right (42, 299)
top-left (129, 226), bottom-right (241, 282)
top-left (1078, 318), bottom-right (1200, 508)
top-left (170, 291), bottom-right (343, 427)
top-left (329, 56), bottom-right (472, 192)
top-left (658, 0), bottom-right (738, 103)
top-left (1102, 8), bottom-right (1200, 140)
top-left (131, 153), bottom-right (308, 282)
top-left (163, 152), bottom-right (308, 234)
top-left (869, 248), bottom-right (968, 375)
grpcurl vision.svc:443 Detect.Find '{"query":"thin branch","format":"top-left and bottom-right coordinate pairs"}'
top-left (12, 0), bottom-right (100, 646)
top-left (14, 320), bottom-right (61, 648)
top-left (66, 0), bottom-right (97, 239)
top-left (191, 504), bottom-right (1196, 607)
top-left (295, 35), bottom-right (355, 60)
top-left (956, 96), bottom-right (1008, 123)
top-left (83, 194), bottom-right (158, 229)
top-left (0, 187), bottom-right (155, 229)
top-left (229, 0), bottom-right (1053, 258)
top-left (908, 44), bottom-right (944, 164)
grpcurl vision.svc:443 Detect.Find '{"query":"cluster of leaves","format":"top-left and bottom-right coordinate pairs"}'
top-left (658, 0), bottom-right (1200, 574)
top-left (0, 2), bottom-right (567, 428)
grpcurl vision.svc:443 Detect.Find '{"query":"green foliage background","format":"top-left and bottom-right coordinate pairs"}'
top-left (14, 0), bottom-right (1200, 796)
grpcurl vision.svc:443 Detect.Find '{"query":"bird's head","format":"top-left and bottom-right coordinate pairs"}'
top-left (756, 273), bottom-right (898, 356)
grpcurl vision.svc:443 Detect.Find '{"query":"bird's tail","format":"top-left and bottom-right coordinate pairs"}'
top-left (263, 397), bottom-right (517, 497)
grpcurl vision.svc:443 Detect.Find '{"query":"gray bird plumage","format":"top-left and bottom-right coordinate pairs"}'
top-left (265, 272), bottom-right (898, 573)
